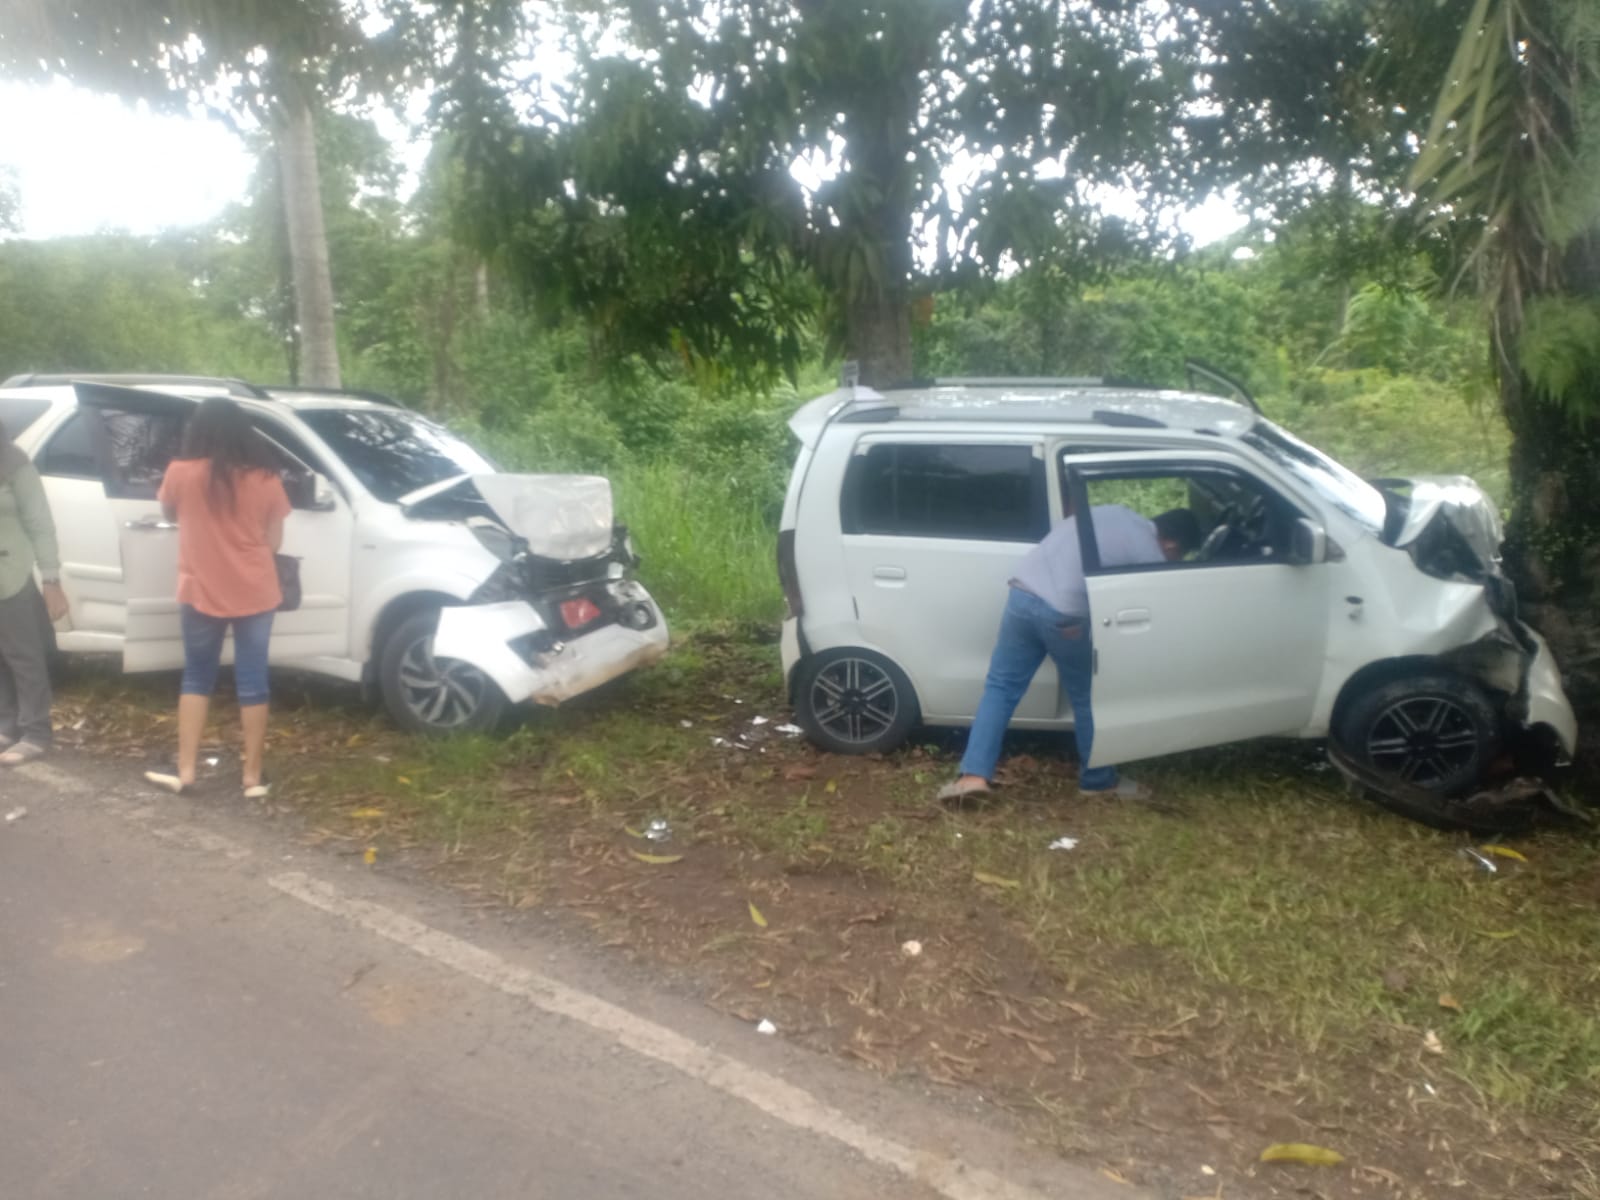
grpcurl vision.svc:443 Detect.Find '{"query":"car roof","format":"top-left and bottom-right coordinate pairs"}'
top-left (0, 372), bottom-right (270, 399)
top-left (789, 379), bottom-right (1257, 448)
top-left (0, 374), bottom-right (414, 415)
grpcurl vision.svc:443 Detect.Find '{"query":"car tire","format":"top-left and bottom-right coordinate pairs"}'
top-left (378, 609), bottom-right (508, 736)
top-left (794, 647), bottom-right (919, 755)
top-left (1335, 671), bottom-right (1500, 803)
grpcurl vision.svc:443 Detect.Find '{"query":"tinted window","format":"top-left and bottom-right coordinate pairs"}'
top-left (36, 411), bottom-right (99, 479)
top-left (298, 409), bottom-right (494, 503)
top-left (843, 443), bottom-right (1046, 541)
top-left (0, 397), bottom-right (51, 440)
top-left (104, 411), bottom-right (187, 499)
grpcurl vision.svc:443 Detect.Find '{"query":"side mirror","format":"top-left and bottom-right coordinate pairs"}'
top-left (311, 474), bottom-right (338, 512)
top-left (1290, 517), bottom-right (1327, 565)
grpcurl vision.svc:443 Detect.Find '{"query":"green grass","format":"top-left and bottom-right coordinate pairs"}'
top-left (609, 458), bottom-right (783, 627)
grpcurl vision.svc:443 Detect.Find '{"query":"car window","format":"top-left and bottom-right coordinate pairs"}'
top-left (98, 410), bottom-right (188, 500)
top-left (842, 442), bottom-right (1047, 542)
top-left (248, 417), bottom-right (332, 510)
top-left (35, 410), bottom-right (100, 479)
top-left (0, 397), bottom-right (52, 440)
top-left (298, 409), bottom-right (494, 503)
top-left (1077, 464), bottom-right (1302, 569)
top-left (1243, 420), bottom-right (1385, 535)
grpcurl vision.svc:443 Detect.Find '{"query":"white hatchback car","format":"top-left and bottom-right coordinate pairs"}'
top-left (0, 374), bottom-right (669, 733)
top-left (777, 378), bottom-right (1577, 803)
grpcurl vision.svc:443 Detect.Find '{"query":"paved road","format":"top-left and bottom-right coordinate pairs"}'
top-left (0, 755), bottom-right (1126, 1200)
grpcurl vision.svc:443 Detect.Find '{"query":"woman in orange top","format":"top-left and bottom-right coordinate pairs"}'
top-left (144, 398), bottom-right (289, 798)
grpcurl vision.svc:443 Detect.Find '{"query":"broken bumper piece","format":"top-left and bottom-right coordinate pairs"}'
top-left (432, 592), bottom-right (669, 706)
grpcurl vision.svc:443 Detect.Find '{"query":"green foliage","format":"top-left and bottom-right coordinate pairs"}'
top-left (0, 234), bottom-right (283, 380)
top-left (1520, 297), bottom-right (1600, 417)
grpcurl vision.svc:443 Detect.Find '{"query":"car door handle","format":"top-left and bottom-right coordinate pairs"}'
top-left (124, 516), bottom-right (178, 531)
top-left (872, 566), bottom-right (907, 582)
top-left (1107, 607), bottom-right (1151, 629)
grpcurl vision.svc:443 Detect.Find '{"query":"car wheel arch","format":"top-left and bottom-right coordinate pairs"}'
top-left (1330, 655), bottom-right (1488, 734)
top-left (364, 591), bottom-right (462, 685)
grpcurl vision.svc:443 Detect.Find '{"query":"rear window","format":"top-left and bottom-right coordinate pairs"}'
top-left (842, 442), bottom-right (1047, 541)
top-left (0, 396), bottom-right (51, 440)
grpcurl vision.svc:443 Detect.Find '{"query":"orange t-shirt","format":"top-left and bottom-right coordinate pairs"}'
top-left (158, 459), bottom-right (291, 618)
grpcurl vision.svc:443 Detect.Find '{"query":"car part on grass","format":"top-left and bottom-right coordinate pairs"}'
top-left (643, 818), bottom-right (672, 844)
top-left (1326, 739), bottom-right (1571, 834)
top-left (1459, 847), bottom-right (1499, 873)
top-left (793, 646), bottom-right (919, 755)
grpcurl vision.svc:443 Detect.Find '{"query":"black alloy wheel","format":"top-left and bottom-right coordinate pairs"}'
top-left (795, 648), bottom-right (919, 755)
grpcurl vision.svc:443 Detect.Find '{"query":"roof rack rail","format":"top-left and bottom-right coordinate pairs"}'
top-left (929, 376), bottom-right (1108, 388)
top-left (0, 372), bottom-right (271, 400)
top-left (262, 383), bottom-right (408, 409)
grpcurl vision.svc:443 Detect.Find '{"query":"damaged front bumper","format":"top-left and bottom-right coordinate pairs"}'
top-left (432, 583), bottom-right (670, 706)
top-left (1520, 628), bottom-right (1578, 758)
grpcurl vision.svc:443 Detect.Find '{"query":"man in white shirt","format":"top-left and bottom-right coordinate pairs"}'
top-left (938, 504), bottom-right (1201, 802)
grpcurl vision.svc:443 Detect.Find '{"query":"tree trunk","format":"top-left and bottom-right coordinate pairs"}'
top-left (274, 93), bottom-right (341, 388)
top-left (1500, 379), bottom-right (1600, 761)
top-left (846, 289), bottom-right (913, 387)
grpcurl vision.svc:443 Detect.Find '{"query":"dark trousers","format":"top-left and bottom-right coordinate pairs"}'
top-left (0, 580), bottom-right (52, 748)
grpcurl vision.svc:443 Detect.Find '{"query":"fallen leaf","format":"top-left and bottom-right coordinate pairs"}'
top-left (1098, 1167), bottom-right (1134, 1186)
top-left (973, 870), bottom-right (1021, 889)
top-left (1438, 993), bottom-right (1463, 1012)
top-left (783, 764), bottom-right (817, 782)
top-left (396, 775), bottom-right (412, 785)
top-left (1478, 929), bottom-right (1518, 939)
top-left (1259, 1142), bottom-right (1345, 1167)
top-left (824, 779), bottom-right (838, 794)
top-left (350, 807), bottom-right (385, 819)
top-left (629, 850), bottom-right (684, 865)
top-left (363, 846), bottom-right (377, 865)
top-left (1423, 1029), bottom-right (1445, 1055)
top-left (1478, 843), bottom-right (1528, 862)
top-left (623, 825), bottom-right (645, 839)
top-left (748, 900), bottom-right (768, 928)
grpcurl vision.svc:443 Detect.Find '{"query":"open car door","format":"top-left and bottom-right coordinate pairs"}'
top-left (77, 382), bottom-right (352, 673)
top-left (75, 382), bottom-right (195, 672)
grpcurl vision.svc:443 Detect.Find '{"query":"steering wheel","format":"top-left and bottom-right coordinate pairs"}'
top-left (1195, 521), bottom-right (1232, 562)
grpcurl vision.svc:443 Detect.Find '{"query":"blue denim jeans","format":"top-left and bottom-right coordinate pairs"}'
top-left (960, 587), bottom-right (1118, 791)
top-left (180, 606), bottom-right (275, 707)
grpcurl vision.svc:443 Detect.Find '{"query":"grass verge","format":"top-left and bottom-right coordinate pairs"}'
top-left (53, 639), bottom-right (1600, 1200)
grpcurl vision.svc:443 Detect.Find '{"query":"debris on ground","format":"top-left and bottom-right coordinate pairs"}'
top-left (1423, 1029), bottom-right (1445, 1055)
top-left (1459, 847), bottom-right (1498, 874)
top-left (4, 806), bottom-right (27, 822)
top-left (1048, 835), bottom-right (1080, 851)
top-left (643, 817), bottom-right (673, 844)
top-left (755, 1018), bottom-right (777, 1035)
top-left (776, 723), bottom-right (803, 736)
top-left (1259, 1142), bottom-right (1345, 1167)
top-left (900, 939), bottom-right (923, 958)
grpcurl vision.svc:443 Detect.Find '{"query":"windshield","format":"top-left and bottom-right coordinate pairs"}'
top-left (1242, 419), bottom-right (1387, 535)
top-left (298, 409), bottom-right (494, 503)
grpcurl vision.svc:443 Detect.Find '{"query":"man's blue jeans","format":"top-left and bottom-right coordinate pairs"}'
top-left (959, 587), bottom-right (1118, 791)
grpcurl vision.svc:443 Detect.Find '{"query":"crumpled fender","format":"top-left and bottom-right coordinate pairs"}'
top-left (433, 597), bottom-right (669, 707)
top-left (1521, 627), bottom-right (1578, 757)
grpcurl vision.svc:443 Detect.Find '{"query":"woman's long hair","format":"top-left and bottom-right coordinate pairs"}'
top-left (180, 397), bottom-right (279, 512)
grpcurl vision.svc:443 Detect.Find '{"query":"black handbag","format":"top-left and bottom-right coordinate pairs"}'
top-left (274, 554), bottom-right (302, 612)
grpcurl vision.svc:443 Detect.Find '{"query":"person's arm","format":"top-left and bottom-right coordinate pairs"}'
top-left (157, 461), bottom-right (179, 523)
top-left (12, 462), bottom-right (68, 620)
top-left (262, 472), bottom-right (290, 553)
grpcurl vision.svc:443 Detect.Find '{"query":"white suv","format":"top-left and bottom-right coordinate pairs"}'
top-left (0, 374), bottom-right (669, 734)
top-left (777, 378), bottom-right (1576, 803)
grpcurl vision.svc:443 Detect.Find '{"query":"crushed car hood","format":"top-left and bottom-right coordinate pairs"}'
top-left (399, 473), bottom-right (616, 561)
top-left (1375, 475), bottom-right (1505, 581)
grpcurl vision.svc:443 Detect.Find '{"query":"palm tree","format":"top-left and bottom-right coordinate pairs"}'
top-left (1409, 0), bottom-right (1600, 729)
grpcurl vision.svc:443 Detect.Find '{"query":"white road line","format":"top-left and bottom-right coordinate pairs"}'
top-left (268, 870), bottom-right (1089, 1200)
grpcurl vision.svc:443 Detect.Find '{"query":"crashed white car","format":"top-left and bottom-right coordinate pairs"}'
top-left (777, 376), bottom-right (1577, 811)
top-left (0, 374), bottom-right (669, 734)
